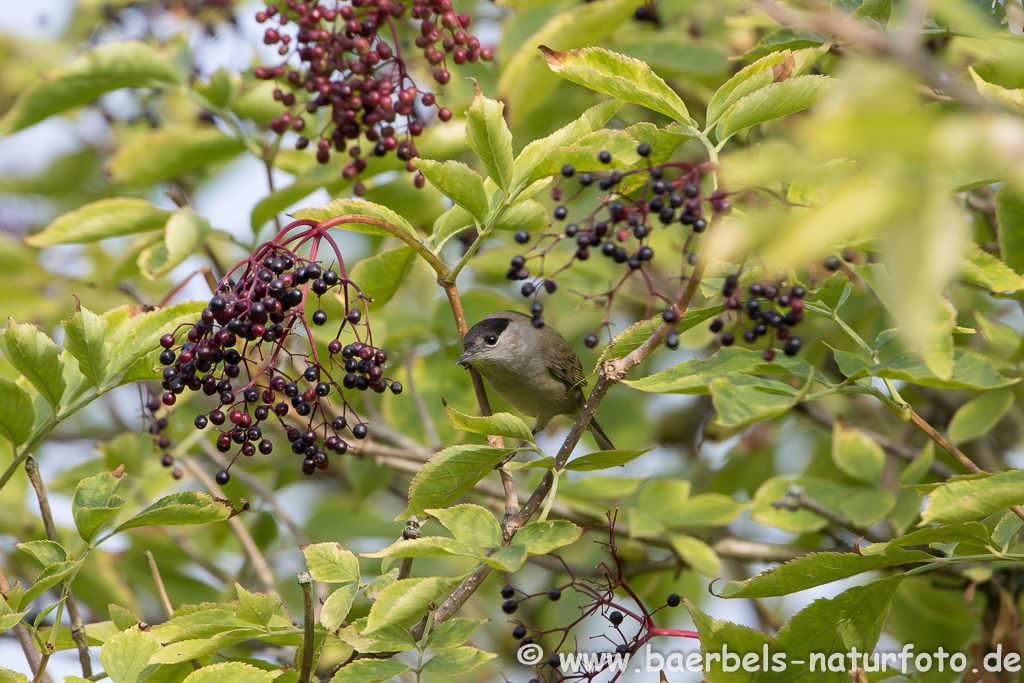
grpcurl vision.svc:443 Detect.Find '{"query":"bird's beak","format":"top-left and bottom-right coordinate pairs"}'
top-left (456, 351), bottom-right (474, 368)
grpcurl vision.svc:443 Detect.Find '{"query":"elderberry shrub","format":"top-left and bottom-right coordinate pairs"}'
top-left (507, 145), bottom-right (733, 346)
top-left (149, 217), bottom-right (403, 482)
top-left (254, 0), bottom-right (493, 181)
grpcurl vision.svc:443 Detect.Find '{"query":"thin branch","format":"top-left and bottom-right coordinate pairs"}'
top-left (774, 485), bottom-right (887, 544)
top-left (144, 551), bottom-right (175, 619)
top-left (298, 572), bottom-right (315, 683)
top-left (198, 440), bottom-right (311, 544)
top-left (405, 349), bottom-right (442, 451)
top-left (908, 409), bottom-right (1024, 523)
top-left (145, 551), bottom-right (201, 670)
top-left (179, 455), bottom-right (277, 593)
top-left (25, 458), bottom-right (92, 678)
top-left (796, 403), bottom-right (956, 479)
top-left (0, 564), bottom-right (51, 683)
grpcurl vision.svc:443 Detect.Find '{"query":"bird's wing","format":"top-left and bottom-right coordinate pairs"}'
top-left (550, 349), bottom-right (587, 395)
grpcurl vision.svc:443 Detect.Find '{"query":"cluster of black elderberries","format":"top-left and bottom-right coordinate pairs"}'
top-left (709, 277), bottom-right (807, 360)
top-left (505, 144), bottom-right (732, 347)
top-left (150, 218), bottom-right (401, 483)
top-left (253, 0), bottom-right (492, 182)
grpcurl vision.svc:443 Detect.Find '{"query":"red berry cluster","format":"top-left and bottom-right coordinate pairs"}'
top-left (507, 145), bottom-right (732, 347)
top-left (253, 0), bottom-right (492, 180)
top-left (710, 277), bottom-right (807, 359)
top-left (151, 218), bottom-right (402, 483)
top-left (500, 514), bottom-right (697, 683)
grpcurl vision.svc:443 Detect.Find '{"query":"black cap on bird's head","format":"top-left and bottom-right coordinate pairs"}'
top-left (456, 314), bottom-right (515, 368)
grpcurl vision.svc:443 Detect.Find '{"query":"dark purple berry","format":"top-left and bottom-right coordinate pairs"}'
top-left (512, 624), bottom-right (527, 639)
top-left (609, 611), bottom-right (623, 625)
top-left (548, 587), bottom-right (561, 601)
top-left (514, 230), bottom-right (530, 244)
top-left (667, 593), bottom-right (681, 607)
top-left (215, 470), bottom-right (230, 486)
top-left (501, 599), bottom-right (518, 614)
top-left (598, 150), bottom-right (612, 164)
top-left (584, 333), bottom-right (598, 348)
top-left (783, 336), bottom-right (802, 356)
top-left (352, 423), bottom-right (368, 439)
top-left (637, 141), bottom-right (651, 156)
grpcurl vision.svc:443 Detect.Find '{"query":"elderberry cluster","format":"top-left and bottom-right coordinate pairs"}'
top-left (709, 276), bottom-right (807, 359)
top-left (499, 514), bottom-right (696, 683)
top-left (507, 145), bottom-right (732, 347)
top-left (151, 219), bottom-right (402, 483)
top-left (142, 394), bottom-right (184, 480)
top-left (253, 0), bottom-right (491, 180)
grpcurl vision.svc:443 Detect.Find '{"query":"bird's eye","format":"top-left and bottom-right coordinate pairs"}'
top-left (485, 334), bottom-right (498, 345)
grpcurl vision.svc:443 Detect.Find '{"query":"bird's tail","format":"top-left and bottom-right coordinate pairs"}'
top-left (587, 417), bottom-right (615, 451)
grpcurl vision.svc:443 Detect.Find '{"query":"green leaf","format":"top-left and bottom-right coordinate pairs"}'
top-left (101, 300), bottom-right (208, 385)
top-left (996, 185), bottom-right (1024, 274)
top-left (494, 198), bottom-right (549, 234)
top-left (99, 627), bottom-right (162, 683)
top-left (969, 65), bottom-right (1024, 112)
top-left (511, 99), bottom-right (621, 188)
top-left (859, 521), bottom-right (992, 556)
top-left (0, 41), bottom-right (184, 134)
top-left (921, 469), bottom-right (1024, 524)
top-left (424, 618), bottom-right (486, 650)
top-left (137, 208), bottom-right (212, 280)
top-left (597, 307), bottom-right (722, 368)
top-left (0, 318), bottom-right (65, 408)
top-left (465, 86), bottom-right (514, 191)
top-left (706, 45), bottom-right (828, 125)
top-left (479, 543), bottom-right (528, 571)
top-left (816, 270), bottom-right (851, 311)
top-left (668, 534), bottom-right (721, 576)
top-left (564, 447), bottom-right (654, 471)
top-left (540, 45), bottom-right (690, 123)
top-left (302, 542), bottom-right (360, 583)
top-left (947, 387), bottom-right (1014, 444)
top-left (108, 125), bottom-right (245, 188)
top-left (348, 246), bottom-right (415, 312)
top-left (718, 75), bottom-right (834, 142)
top-left (0, 377), bottom-right (35, 446)
top-left (845, 349), bottom-right (1017, 390)
top-left (235, 583), bottom-right (277, 628)
top-left (326, 660), bottom-right (412, 683)
top-left (16, 540), bottom-right (67, 565)
top-left (180, 662), bottom-right (283, 683)
top-left (109, 604), bottom-right (140, 631)
top-left (444, 403), bottom-right (534, 443)
top-left (422, 646), bottom-right (495, 675)
top-left (414, 159), bottom-right (489, 223)
top-left (111, 491), bottom-right (244, 535)
top-left (72, 467), bottom-right (125, 543)
top-left (957, 243), bottom-right (1024, 292)
top-left (25, 198), bottom-right (171, 247)
top-left (709, 375), bottom-right (799, 428)
top-left (766, 577), bottom-right (901, 682)
top-left (684, 600), bottom-right (772, 683)
top-left (62, 301), bottom-right (110, 388)
top-left (831, 418), bottom-right (885, 485)
top-left (400, 445), bottom-right (514, 518)
top-left (363, 576), bottom-right (462, 634)
top-left (362, 536), bottom-right (484, 560)
top-left (428, 504), bottom-right (502, 548)
top-left (719, 547), bottom-right (930, 598)
top-left (22, 559), bottom-right (81, 605)
top-left (292, 197), bottom-right (417, 238)
top-left (0, 604), bottom-right (29, 634)
top-left (743, 27), bottom-right (833, 59)
top-left (320, 583), bottom-right (360, 631)
top-left (624, 346), bottom-right (825, 394)
top-left (514, 520), bottom-right (583, 554)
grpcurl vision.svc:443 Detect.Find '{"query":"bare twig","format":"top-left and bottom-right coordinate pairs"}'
top-left (774, 485), bottom-right (887, 543)
top-left (0, 564), bottom-right (51, 683)
top-left (298, 572), bottom-right (315, 683)
top-left (908, 409), bottom-right (1024, 523)
top-left (179, 455), bottom-right (277, 593)
top-left (405, 349), bottom-right (442, 451)
top-left (796, 403), bottom-right (956, 479)
top-left (144, 551), bottom-right (175, 619)
top-left (25, 458), bottom-right (92, 678)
